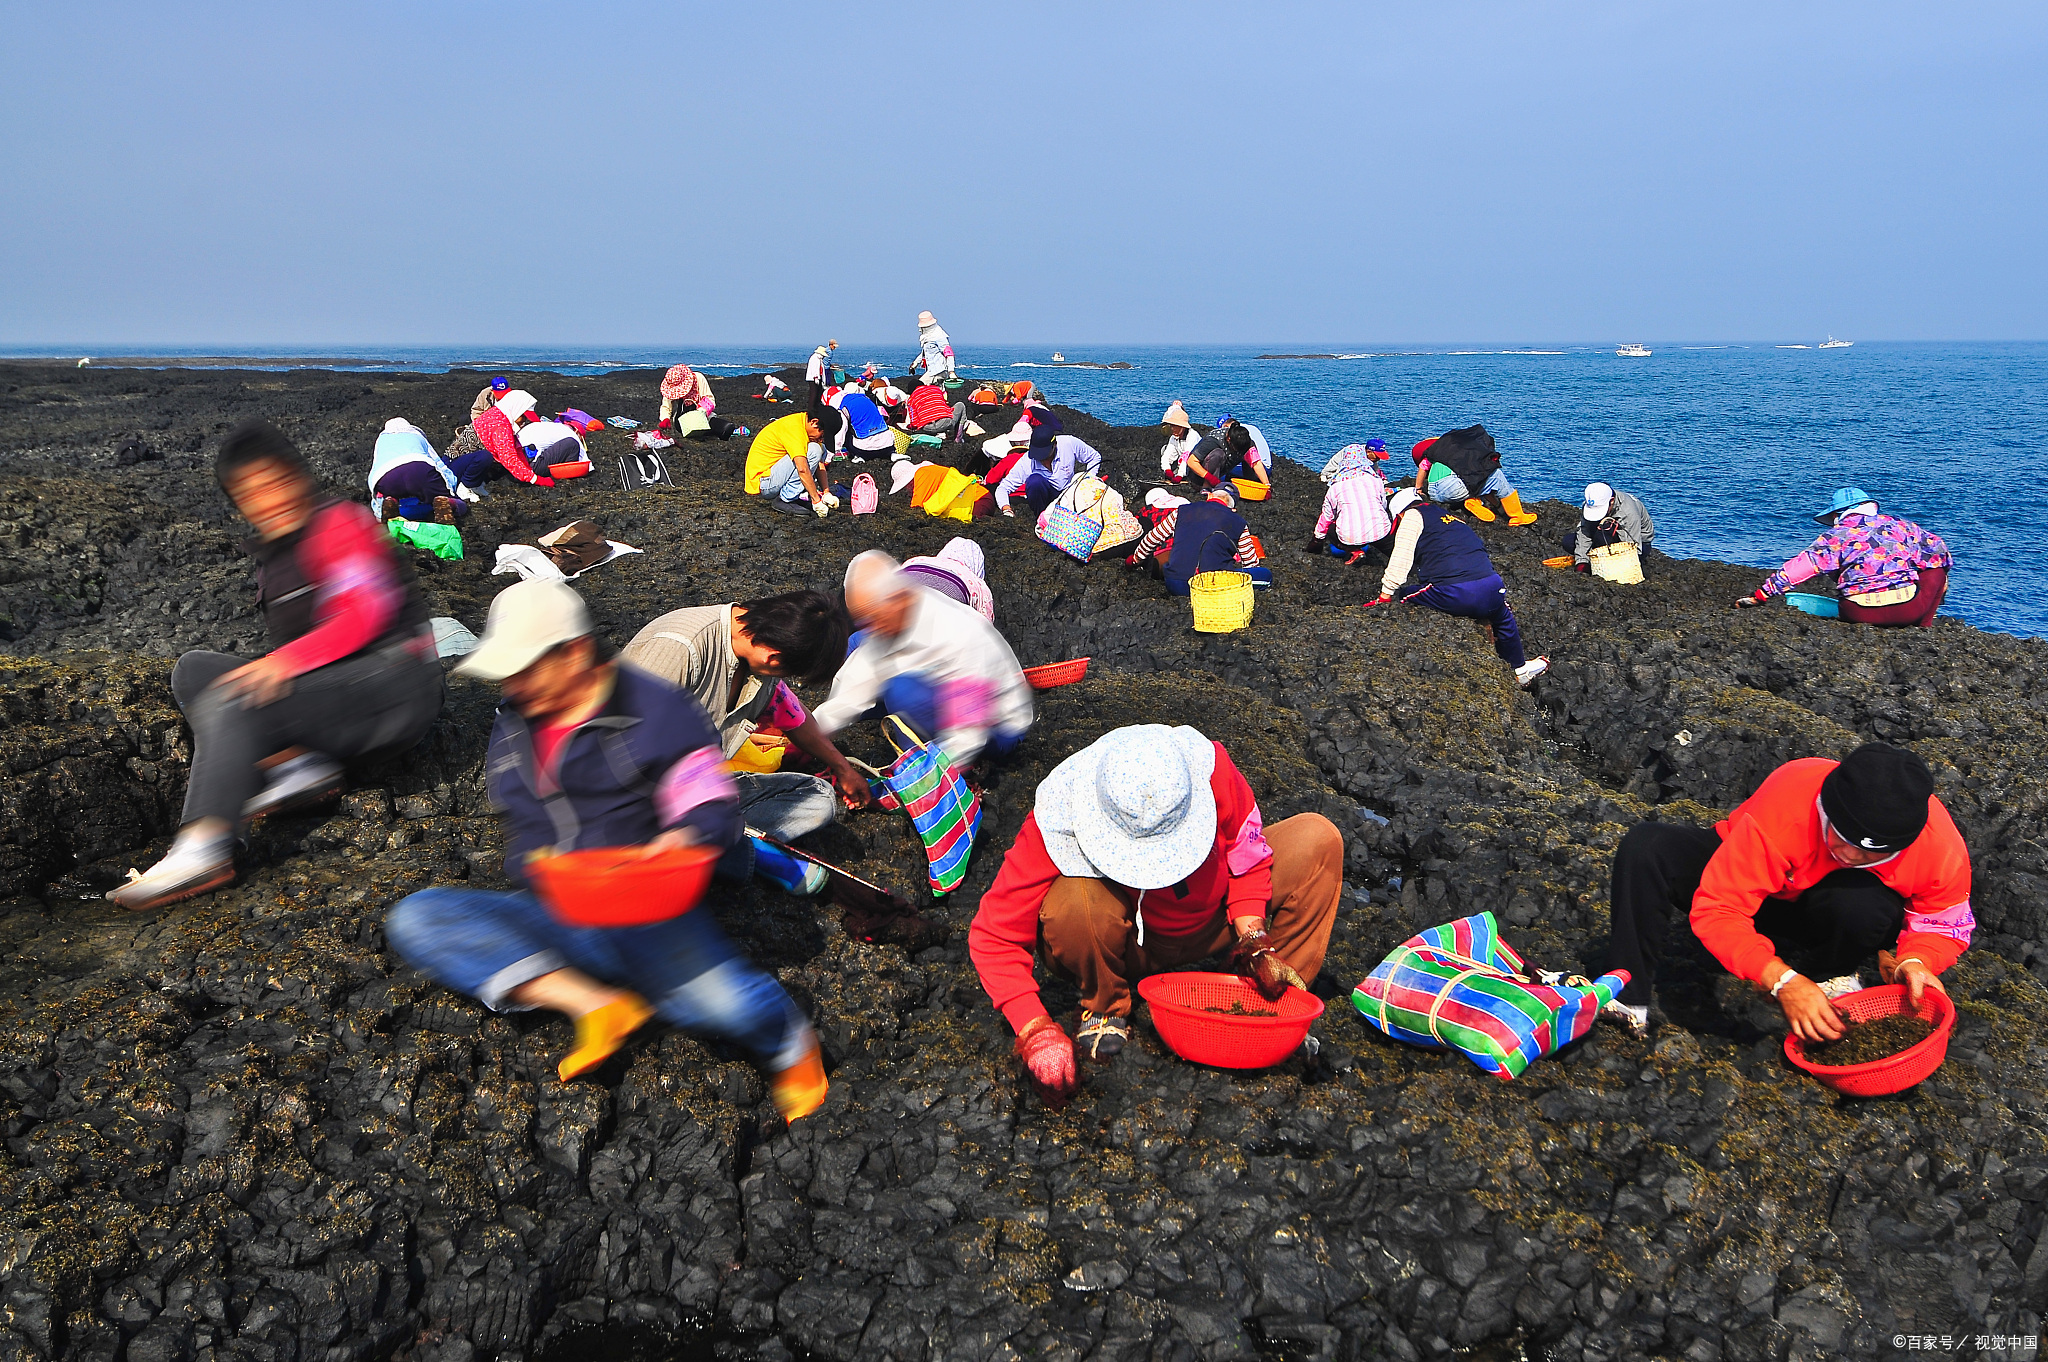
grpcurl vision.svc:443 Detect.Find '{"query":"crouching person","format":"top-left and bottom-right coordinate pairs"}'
top-left (113, 420), bottom-right (444, 910)
top-left (968, 725), bottom-right (1343, 1105)
top-left (1601, 742), bottom-right (1971, 1041)
top-left (385, 579), bottom-right (828, 1120)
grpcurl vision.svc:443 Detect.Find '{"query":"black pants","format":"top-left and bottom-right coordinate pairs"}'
top-left (1605, 821), bottom-right (1906, 1005)
top-left (683, 415), bottom-right (741, 440)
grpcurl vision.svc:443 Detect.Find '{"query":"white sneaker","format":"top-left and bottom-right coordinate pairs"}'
top-left (798, 862), bottom-right (830, 896)
top-left (1600, 999), bottom-right (1649, 1037)
top-left (1514, 657), bottom-right (1551, 688)
top-left (1816, 974), bottom-right (1865, 999)
top-left (109, 833), bottom-right (235, 911)
top-left (243, 752), bottom-right (344, 820)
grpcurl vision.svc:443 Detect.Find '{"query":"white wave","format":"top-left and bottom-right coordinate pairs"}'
top-left (1776, 345), bottom-right (1811, 350)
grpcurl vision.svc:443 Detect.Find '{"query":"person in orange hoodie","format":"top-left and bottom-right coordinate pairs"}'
top-left (1601, 743), bottom-right (1971, 1041)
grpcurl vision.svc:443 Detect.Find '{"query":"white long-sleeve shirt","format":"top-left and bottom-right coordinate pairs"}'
top-left (1159, 428), bottom-right (1201, 475)
top-left (813, 588), bottom-right (1034, 766)
top-left (994, 435), bottom-right (1101, 502)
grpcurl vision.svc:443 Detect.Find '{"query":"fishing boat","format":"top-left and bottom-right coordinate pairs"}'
top-left (1616, 343), bottom-right (1651, 357)
top-left (1819, 335), bottom-right (1853, 349)
top-left (1051, 351), bottom-right (1065, 362)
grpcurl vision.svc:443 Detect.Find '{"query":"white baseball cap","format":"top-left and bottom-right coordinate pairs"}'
top-left (455, 579), bottom-right (594, 681)
top-left (1582, 482), bottom-right (1614, 520)
top-left (1387, 487), bottom-right (1424, 520)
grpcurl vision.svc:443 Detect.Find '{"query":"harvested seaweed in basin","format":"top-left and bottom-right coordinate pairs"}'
top-left (1201, 1000), bottom-right (1279, 1017)
top-left (1804, 1013), bottom-right (1935, 1065)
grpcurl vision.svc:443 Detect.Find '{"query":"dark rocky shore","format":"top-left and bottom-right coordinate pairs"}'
top-left (3, 361), bottom-right (2046, 1362)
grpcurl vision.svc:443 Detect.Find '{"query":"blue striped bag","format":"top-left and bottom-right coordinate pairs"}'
top-left (865, 717), bottom-right (982, 897)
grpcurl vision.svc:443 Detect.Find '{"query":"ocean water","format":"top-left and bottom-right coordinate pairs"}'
top-left (11, 341), bottom-right (2044, 637)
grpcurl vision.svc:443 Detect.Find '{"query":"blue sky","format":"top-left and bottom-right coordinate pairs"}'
top-left (3, 1), bottom-right (2043, 346)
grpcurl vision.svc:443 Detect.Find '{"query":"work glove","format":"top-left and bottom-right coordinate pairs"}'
top-left (1733, 591), bottom-right (1765, 609)
top-left (1001, 504), bottom-right (1016, 517)
top-left (533, 475), bottom-right (556, 488)
top-left (1013, 1015), bottom-right (1076, 1108)
top-left (821, 492), bottom-right (841, 510)
top-left (1231, 928), bottom-right (1307, 1001)
top-left (455, 485), bottom-right (481, 503)
top-left (1362, 593), bottom-right (1394, 609)
top-left (1574, 562), bottom-right (1590, 574)
top-left (812, 501), bottom-right (831, 520)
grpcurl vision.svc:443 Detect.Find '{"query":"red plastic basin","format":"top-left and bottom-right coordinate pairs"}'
top-left (1138, 971), bottom-right (1323, 1069)
top-left (527, 843), bottom-right (719, 927)
top-left (1783, 982), bottom-right (1955, 1096)
top-left (550, 461), bottom-right (593, 479)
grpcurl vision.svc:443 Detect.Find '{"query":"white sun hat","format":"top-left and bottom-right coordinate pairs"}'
top-left (1034, 725), bottom-right (1218, 889)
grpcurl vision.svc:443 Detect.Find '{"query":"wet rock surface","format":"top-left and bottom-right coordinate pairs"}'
top-left (2, 361), bottom-right (2046, 1360)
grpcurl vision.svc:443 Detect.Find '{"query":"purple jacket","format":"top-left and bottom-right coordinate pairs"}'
top-left (1763, 512), bottom-right (1952, 598)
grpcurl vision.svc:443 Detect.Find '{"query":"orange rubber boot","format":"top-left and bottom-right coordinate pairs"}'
top-left (557, 994), bottom-right (655, 1081)
top-left (1462, 497), bottom-right (1497, 523)
top-left (1501, 491), bottom-right (1538, 526)
top-left (771, 1032), bottom-right (829, 1122)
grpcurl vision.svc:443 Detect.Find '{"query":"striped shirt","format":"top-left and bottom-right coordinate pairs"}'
top-left (1316, 471), bottom-right (1392, 546)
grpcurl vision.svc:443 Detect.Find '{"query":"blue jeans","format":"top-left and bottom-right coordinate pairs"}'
top-left (759, 451), bottom-right (824, 502)
top-left (386, 887), bottom-right (810, 1069)
top-left (876, 673), bottom-right (1026, 759)
top-left (1399, 573), bottom-right (1527, 667)
top-left (1427, 468), bottom-right (1514, 502)
top-left (446, 447), bottom-right (532, 487)
top-left (720, 771), bottom-right (838, 880)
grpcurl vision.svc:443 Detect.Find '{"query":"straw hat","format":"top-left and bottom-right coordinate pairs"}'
top-left (1034, 725), bottom-right (1218, 888)
top-left (916, 311), bottom-right (938, 329)
top-left (1162, 401), bottom-right (1191, 429)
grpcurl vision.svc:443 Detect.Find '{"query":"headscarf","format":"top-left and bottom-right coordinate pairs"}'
top-left (1324, 443), bottom-right (1382, 483)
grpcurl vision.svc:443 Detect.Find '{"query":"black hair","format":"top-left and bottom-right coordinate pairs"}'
top-left (215, 418), bottom-right (312, 490)
top-left (1224, 424), bottom-right (1254, 456)
top-left (736, 589), bottom-right (852, 687)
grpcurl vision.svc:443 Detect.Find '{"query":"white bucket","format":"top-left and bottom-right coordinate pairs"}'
top-left (1589, 542), bottom-right (1644, 584)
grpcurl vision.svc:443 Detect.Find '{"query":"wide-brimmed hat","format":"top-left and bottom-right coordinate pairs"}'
top-left (1582, 482), bottom-right (1614, 521)
top-left (660, 364), bottom-right (694, 400)
top-left (1387, 488), bottom-right (1424, 520)
top-left (455, 578), bottom-right (593, 681)
top-left (1161, 401), bottom-right (1190, 429)
top-left (1814, 486), bottom-right (1878, 524)
top-left (916, 310), bottom-right (938, 329)
top-left (1034, 725), bottom-right (1218, 889)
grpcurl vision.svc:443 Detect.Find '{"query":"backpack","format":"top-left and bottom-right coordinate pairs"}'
top-left (616, 449), bottom-right (674, 491)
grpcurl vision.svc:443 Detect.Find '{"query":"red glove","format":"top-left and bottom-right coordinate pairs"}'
top-left (1013, 1015), bottom-right (1076, 1108)
top-left (1574, 562), bottom-right (1590, 574)
top-left (1362, 594), bottom-right (1393, 609)
top-left (533, 475), bottom-right (556, 488)
top-left (657, 418), bottom-right (670, 431)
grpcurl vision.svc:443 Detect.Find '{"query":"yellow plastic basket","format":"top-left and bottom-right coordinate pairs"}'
top-left (1189, 570), bottom-right (1255, 633)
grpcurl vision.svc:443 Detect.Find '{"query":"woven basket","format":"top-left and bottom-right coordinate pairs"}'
top-left (892, 426), bottom-right (913, 457)
top-left (1023, 658), bottom-right (1090, 690)
top-left (1190, 570), bottom-right (1255, 633)
top-left (1588, 541), bottom-right (1643, 584)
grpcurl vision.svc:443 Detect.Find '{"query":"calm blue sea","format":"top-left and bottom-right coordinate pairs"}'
top-left (10, 341), bottom-right (2045, 637)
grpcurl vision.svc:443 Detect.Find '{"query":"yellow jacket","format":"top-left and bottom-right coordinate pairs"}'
top-left (744, 412), bottom-right (812, 494)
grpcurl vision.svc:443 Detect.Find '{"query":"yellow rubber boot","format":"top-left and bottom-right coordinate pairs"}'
top-left (771, 1033), bottom-right (830, 1122)
top-left (1462, 497), bottom-right (1496, 523)
top-left (1501, 490), bottom-right (1538, 526)
top-left (557, 994), bottom-right (655, 1081)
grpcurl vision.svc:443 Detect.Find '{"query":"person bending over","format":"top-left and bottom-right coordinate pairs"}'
top-left (829, 385), bottom-right (898, 458)
top-left (1600, 743), bottom-right (1970, 1040)
top-left (994, 411), bottom-right (1102, 517)
top-left (969, 724), bottom-right (1343, 1101)
top-left (1412, 424), bottom-right (1536, 526)
top-left (622, 591), bottom-right (871, 897)
top-left (1216, 415), bottom-right (1274, 488)
top-left (451, 389), bottom-right (555, 489)
top-left (385, 579), bottom-right (828, 1119)
top-left (112, 420), bottom-right (445, 910)
top-left (1368, 489), bottom-right (1549, 686)
top-left (1313, 443), bottom-right (1392, 563)
top-left (1570, 482), bottom-right (1655, 571)
top-left (744, 409), bottom-right (837, 517)
top-left (1735, 486), bottom-right (1951, 628)
top-left (1125, 486), bottom-right (1271, 593)
top-left (904, 379), bottom-right (967, 444)
top-left (368, 418), bottom-right (477, 524)
top-left (814, 551), bottom-right (1033, 770)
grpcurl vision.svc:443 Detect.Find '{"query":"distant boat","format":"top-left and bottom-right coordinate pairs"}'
top-left (1819, 335), bottom-right (1853, 349)
top-left (1051, 351), bottom-right (1065, 362)
top-left (1616, 343), bottom-right (1652, 357)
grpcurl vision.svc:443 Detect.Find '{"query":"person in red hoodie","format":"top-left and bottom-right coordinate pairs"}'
top-left (967, 724), bottom-right (1343, 1105)
top-left (111, 420), bottom-right (445, 911)
top-left (1602, 743), bottom-right (1972, 1041)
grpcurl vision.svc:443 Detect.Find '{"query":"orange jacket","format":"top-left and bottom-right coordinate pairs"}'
top-left (1689, 757), bottom-right (1973, 986)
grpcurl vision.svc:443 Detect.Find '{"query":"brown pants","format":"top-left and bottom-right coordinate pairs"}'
top-left (1037, 813), bottom-right (1343, 1018)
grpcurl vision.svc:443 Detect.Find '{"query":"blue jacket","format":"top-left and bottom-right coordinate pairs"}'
top-left (484, 663), bottom-right (740, 887)
top-left (838, 392), bottom-right (889, 440)
top-left (1411, 507), bottom-right (1496, 586)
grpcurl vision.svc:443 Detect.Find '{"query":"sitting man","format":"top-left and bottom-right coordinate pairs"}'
top-left (112, 420), bottom-right (445, 910)
top-left (1367, 489), bottom-right (1549, 687)
top-left (969, 724), bottom-right (1343, 1100)
top-left (814, 550), bottom-right (1034, 770)
top-left (1601, 743), bottom-right (1971, 1040)
top-left (622, 591), bottom-right (871, 896)
top-left (385, 579), bottom-right (828, 1119)
top-left (1570, 482), bottom-right (1655, 571)
top-left (1125, 485), bottom-right (1272, 593)
top-left (744, 408), bottom-right (837, 517)
top-left (993, 411), bottom-right (1102, 517)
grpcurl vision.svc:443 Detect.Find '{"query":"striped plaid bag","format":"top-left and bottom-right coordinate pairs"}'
top-left (866, 717), bottom-right (982, 897)
top-left (1350, 912), bottom-right (1628, 1081)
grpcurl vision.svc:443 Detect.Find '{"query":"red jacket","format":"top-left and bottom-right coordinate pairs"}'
top-left (1690, 757), bottom-right (1973, 986)
top-left (968, 743), bottom-right (1274, 1031)
top-left (260, 502), bottom-right (422, 678)
top-left (476, 407), bottom-right (548, 485)
top-left (906, 385), bottom-right (953, 431)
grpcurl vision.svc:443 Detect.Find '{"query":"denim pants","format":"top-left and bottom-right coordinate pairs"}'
top-left (720, 771), bottom-right (838, 880)
top-left (386, 887), bottom-right (811, 1069)
top-left (1427, 467), bottom-right (1514, 502)
top-left (759, 450), bottom-right (825, 502)
top-left (1399, 573), bottom-right (1527, 667)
